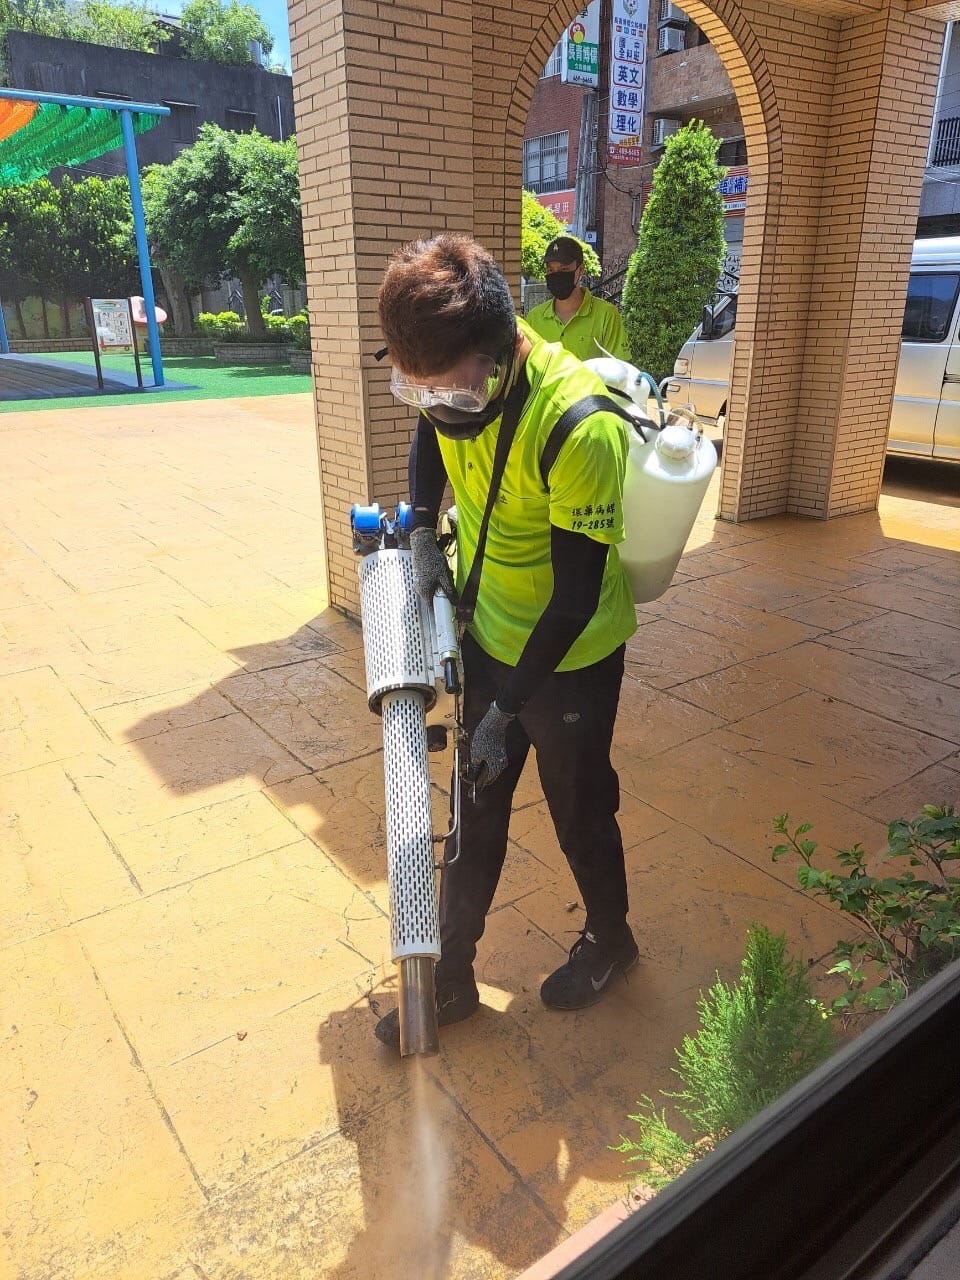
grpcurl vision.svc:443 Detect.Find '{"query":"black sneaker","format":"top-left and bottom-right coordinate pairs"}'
top-left (374, 978), bottom-right (480, 1052)
top-left (540, 929), bottom-right (639, 1011)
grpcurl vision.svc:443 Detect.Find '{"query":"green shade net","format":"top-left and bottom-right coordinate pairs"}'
top-left (0, 102), bottom-right (159, 186)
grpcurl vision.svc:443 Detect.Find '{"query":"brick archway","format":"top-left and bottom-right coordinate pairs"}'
top-left (290, 0), bottom-right (945, 612)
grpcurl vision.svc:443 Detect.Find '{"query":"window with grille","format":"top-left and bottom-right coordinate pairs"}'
top-left (932, 116), bottom-right (960, 166)
top-left (523, 132), bottom-right (570, 194)
top-left (540, 41), bottom-right (564, 79)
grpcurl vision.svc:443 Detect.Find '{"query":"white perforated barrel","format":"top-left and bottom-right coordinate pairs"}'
top-left (358, 550), bottom-right (437, 714)
top-left (380, 690), bottom-right (441, 963)
top-left (357, 548), bottom-right (442, 974)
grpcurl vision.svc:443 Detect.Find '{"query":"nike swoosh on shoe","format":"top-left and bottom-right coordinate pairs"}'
top-left (591, 964), bottom-right (615, 992)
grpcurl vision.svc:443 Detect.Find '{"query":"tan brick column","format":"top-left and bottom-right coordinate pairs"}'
top-left (791, 3), bottom-right (942, 517)
top-left (289, 0), bottom-right (474, 614)
top-left (685, 0), bottom-right (941, 521)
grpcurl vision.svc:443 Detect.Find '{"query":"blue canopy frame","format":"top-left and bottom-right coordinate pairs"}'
top-left (0, 88), bottom-right (170, 388)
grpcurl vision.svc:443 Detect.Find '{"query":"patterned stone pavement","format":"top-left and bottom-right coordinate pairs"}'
top-left (2, 394), bottom-right (958, 1279)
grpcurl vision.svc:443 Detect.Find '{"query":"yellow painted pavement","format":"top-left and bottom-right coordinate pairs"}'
top-left (1, 395), bottom-right (958, 1278)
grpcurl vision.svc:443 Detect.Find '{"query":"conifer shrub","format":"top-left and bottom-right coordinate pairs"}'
top-left (615, 926), bottom-right (834, 1192)
top-left (620, 121), bottom-right (726, 381)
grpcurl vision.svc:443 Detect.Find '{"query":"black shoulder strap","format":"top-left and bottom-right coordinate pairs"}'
top-left (456, 365), bottom-right (531, 628)
top-left (539, 394), bottom-right (653, 489)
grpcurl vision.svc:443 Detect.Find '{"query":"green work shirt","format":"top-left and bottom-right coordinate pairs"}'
top-left (526, 289), bottom-right (631, 363)
top-left (436, 323), bottom-right (637, 670)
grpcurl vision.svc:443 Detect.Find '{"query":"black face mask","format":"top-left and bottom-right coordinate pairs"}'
top-left (426, 384), bottom-right (510, 441)
top-left (546, 271), bottom-right (577, 301)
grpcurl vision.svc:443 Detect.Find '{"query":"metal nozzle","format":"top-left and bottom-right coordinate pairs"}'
top-left (398, 956), bottom-right (440, 1057)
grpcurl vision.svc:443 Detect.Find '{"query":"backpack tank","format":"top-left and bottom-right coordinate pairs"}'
top-left (583, 356), bottom-right (718, 603)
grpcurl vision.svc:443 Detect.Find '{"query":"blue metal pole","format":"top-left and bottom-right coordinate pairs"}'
top-left (0, 87), bottom-right (169, 116)
top-left (120, 109), bottom-right (164, 387)
top-left (0, 298), bottom-right (9, 354)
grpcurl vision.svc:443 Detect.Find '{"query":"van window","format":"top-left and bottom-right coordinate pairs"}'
top-left (902, 272), bottom-right (960, 342)
top-left (709, 293), bottom-right (737, 339)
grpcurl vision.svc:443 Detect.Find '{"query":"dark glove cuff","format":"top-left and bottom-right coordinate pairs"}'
top-left (411, 507), bottom-right (438, 531)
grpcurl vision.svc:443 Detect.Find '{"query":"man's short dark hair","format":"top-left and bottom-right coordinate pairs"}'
top-left (544, 236), bottom-right (584, 267)
top-left (378, 234), bottom-right (516, 378)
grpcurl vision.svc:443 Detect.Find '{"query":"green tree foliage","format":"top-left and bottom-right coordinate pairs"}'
top-left (2, 0), bottom-right (168, 50)
top-left (2, 0), bottom-right (69, 36)
top-left (68, 0), bottom-right (169, 51)
top-left (142, 125), bottom-right (303, 334)
top-left (520, 189), bottom-right (599, 280)
top-left (620, 121), bottom-right (726, 381)
top-left (179, 0), bottom-right (273, 65)
top-left (615, 926), bottom-right (834, 1192)
top-left (0, 175), bottom-right (137, 337)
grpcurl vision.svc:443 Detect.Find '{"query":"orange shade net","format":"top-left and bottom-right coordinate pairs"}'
top-left (0, 98), bottom-right (38, 143)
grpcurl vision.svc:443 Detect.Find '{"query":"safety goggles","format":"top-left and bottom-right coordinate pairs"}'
top-left (389, 353), bottom-right (505, 414)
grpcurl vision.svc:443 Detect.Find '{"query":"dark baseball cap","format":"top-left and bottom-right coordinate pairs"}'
top-left (543, 235), bottom-right (584, 266)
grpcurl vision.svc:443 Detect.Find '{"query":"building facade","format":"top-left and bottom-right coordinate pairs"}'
top-left (526, 1), bottom-right (959, 281)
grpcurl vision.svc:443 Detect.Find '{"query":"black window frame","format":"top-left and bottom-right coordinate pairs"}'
top-left (901, 271), bottom-right (960, 344)
top-left (225, 108), bottom-right (257, 134)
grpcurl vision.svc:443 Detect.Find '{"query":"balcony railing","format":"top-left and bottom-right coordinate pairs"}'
top-left (932, 114), bottom-right (960, 166)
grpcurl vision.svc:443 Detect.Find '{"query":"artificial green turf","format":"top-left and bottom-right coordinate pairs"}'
top-left (0, 350), bottom-right (312, 412)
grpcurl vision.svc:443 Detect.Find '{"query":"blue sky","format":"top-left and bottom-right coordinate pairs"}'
top-left (249, 0), bottom-right (290, 69)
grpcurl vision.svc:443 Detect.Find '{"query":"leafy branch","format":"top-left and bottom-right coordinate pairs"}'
top-left (773, 805), bottom-right (960, 1013)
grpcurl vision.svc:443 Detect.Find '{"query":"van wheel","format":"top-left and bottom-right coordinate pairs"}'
top-left (714, 404), bottom-right (726, 437)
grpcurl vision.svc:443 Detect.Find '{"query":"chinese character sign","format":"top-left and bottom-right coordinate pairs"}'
top-left (563, 0), bottom-right (600, 87)
top-left (717, 165), bottom-right (748, 215)
top-left (608, 0), bottom-right (646, 165)
top-left (537, 189), bottom-right (577, 230)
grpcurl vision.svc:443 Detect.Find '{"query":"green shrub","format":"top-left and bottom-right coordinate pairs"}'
top-left (286, 312), bottom-right (310, 351)
top-left (196, 310), bottom-right (244, 340)
top-left (620, 121), bottom-right (726, 381)
top-left (195, 309), bottom-right (290, 342)
top-left (773, 805), bottom-right (960, 1014)
top-left (264, 313), bottom-right (291, 339)
top-left (615, 926), bottom-right (834, 1192)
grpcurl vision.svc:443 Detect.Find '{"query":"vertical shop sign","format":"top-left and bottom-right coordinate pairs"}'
top-left (563, 1), bottom-right (601, 87)
top-left (608, 0), bottom-right (646, 166)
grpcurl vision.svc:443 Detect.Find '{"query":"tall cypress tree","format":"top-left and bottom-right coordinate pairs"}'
top-left (620, 121), bottom-right (726, 381)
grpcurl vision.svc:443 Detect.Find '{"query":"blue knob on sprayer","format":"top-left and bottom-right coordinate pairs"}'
top-left (351, 502), bottom-right (384, 555)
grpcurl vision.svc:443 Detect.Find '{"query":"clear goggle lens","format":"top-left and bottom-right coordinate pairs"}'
top-left (390, 356), bottom-right (502, 413)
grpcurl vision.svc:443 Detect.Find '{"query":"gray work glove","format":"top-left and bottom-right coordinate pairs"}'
top-left (466, 702), bottom-right (515, 791)
top-left (409, 526), bottom-right (456, 603)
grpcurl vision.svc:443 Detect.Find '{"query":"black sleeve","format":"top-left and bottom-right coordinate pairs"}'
top-left (494, 524), bottom-right (608, 716)
top-left (409, 412), bottom-right (448, 531)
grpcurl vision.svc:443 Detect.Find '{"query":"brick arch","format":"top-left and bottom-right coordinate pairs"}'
top-left (481, 0), bottom-right (783, 508)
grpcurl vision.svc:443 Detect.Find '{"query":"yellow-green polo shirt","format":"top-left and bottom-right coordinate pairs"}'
top-left (526, 289), bottom-right (631, 363)
top-left (436, 323), bottom-right (637, 670)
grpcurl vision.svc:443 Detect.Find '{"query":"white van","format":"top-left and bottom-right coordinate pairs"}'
top-left (665, 236), bottom-right (960, 461)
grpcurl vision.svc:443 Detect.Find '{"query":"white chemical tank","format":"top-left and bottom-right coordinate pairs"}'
top-left (583, 354), bottom-right (717, 603)
top-left (620, 415), bottom-right (717, 602)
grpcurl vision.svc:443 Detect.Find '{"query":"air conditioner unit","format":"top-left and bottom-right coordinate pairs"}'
top-left (657, 26), bottom-right (685, 53)
top-left (652, 118), bottom-right (681, 147)
top-left (658, 1), bottom-right (689, 24)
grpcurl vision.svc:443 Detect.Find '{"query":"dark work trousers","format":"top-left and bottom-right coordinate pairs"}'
top-left (438, 630), bottom-right (629, 985)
